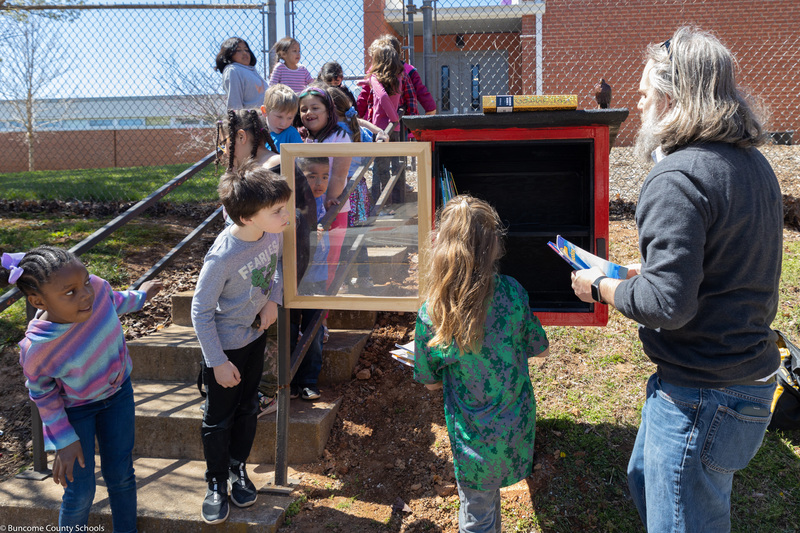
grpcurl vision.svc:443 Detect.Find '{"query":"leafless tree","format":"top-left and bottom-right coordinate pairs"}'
top-left (160, 55), bottom-right (226, 158)
top-left (0, 14), bottom-right (71, 171)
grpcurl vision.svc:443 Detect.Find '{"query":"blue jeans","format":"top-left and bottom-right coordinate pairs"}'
top-left (60, 377), bottom-right (137, 533)
top-left (628, 373), bottom-right (775, 532)
top-left (456, 481), bottom-right (501, 533)
top-left (290, 309), bottom-right (324, 388)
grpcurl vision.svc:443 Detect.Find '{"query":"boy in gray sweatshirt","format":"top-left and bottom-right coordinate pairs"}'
top-left (192, 161), bottom-right (292, 525)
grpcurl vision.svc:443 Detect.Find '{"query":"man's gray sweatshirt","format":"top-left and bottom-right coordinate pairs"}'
top-left (614, 142), bottom-right (783, 388)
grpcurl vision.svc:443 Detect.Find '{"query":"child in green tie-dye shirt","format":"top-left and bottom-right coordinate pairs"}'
top-left (414, 195), bottom-right (549, 533)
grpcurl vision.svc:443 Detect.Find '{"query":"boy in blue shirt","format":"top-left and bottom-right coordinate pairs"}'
top-left (262, 84), bottom-right (302, 152)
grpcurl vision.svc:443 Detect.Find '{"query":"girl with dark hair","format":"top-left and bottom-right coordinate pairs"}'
top-left (3, 246), bottom-right (162, 532)
top-left (215, 37), bottom-right (267, 110)
top-left (215, 108), bottom-right (318, 413)
top-left (317, 61), bottom-right (356, 106)
top-left (296, 84), bottom-right (352, 299)
top-left (269, 36), bottom-right (313, 94)
top-left (216, 108), bottom-right (279, 171)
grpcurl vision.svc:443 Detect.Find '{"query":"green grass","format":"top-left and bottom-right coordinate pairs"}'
top-left (0, 216), bottom-right (176, 342)
top-left (1, 163), bottom-right (219, 203)
top-left (772, 240), bottom-right (800, 336)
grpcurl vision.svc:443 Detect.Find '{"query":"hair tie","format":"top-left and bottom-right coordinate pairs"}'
top-left (345, 107), bottom-right (357, 119)
top-left (2, 252), bottom-right (26, 284)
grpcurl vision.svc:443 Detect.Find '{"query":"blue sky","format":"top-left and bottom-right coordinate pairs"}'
top-left (1, 0), bottom-right (378, 100)
top-left (3, 0), bottom-right (491, 100)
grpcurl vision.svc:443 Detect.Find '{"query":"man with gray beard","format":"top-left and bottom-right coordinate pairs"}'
top-left (571, 27), bottom-right (783, 532)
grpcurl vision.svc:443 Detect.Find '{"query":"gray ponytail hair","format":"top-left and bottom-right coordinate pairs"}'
top-left (646, 26), bottom-right (767, 154)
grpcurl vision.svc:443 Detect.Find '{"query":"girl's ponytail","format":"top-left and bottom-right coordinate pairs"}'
top-left (226, 110), bottom-right (238, 171)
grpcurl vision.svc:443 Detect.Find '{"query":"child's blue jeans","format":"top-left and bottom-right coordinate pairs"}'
top-left (60, 377), bottom-right (137, 533)
top-left (291, 308), bottom-right (324, 388)
top-left (456, 481), bottom-right (501, 533)
top-left (627, 373), bottom-right (774, 532)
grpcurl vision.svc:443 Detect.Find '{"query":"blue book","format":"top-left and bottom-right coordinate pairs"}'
top-left (548, 235), bottom-right (628, 280)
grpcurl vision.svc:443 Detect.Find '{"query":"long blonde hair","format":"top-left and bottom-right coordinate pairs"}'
top-left (423, 195), bottom-right (506, 353)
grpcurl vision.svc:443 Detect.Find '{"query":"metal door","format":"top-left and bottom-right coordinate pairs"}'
top-left (416, 50), bottom-right (509, 115)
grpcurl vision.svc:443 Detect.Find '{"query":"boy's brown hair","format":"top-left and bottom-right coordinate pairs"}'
top-left (218, 160), bottom-right (292, 226)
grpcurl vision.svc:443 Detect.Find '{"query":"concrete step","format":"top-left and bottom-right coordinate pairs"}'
top-left (0, 456), bottom-right (300, 533)
top-left (128, 325), bottom-right (371, 385)
top-left (170, 291), bottom-right (377, 330)
top-left (133, 380), bottom-right (341, 464)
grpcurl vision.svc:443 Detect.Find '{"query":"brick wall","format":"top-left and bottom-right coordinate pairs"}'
top-left (366, 0), bottom-right (799, 147)
top-left (540, 0), bottom-right (800, 145)
top-left (0, 128), bottom-right (213, 173)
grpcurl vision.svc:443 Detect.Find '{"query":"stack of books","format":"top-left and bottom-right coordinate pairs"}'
top-left (390, 340), bottom-right (415, 368)
top-left (482, 94), bottom-right (577, 113)
top-left (439, 166), bottom-right (458, 206)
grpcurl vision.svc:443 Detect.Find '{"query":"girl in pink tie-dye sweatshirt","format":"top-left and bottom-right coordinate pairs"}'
top-left (4, 246), bottom-right (162, 531)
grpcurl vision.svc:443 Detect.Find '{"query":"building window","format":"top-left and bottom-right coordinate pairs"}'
top-left (146, 117), bottom-right (171, 127)
top-left (89, 119), bottom-right (114, 129)
top-left (441, 65), bottom-right (450, 112)
top-left (118, 118), bottom-right (145, 128)
top-left (471, 64), bottom-right (480, 110)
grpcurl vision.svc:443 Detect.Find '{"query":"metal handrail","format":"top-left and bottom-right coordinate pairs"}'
top-left (0, 151), bottom-right (218, 315)
top-left (9, 151), bottom-right (219, 477)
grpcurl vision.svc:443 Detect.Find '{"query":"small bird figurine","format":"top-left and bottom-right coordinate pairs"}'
top-left (594, 78), bottom-right (612, 109)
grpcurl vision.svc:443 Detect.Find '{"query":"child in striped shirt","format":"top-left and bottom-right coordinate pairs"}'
top-left (269, 36), bottom-right (313, 94)
top-left (5, 246), bottom-right (162, 532)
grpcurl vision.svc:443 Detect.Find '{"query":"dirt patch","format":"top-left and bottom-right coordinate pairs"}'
top-left (1, 187), bottom-right (799, 531)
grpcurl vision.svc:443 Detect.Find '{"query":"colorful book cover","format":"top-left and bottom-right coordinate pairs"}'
top-left (548, 235), bottom-right (629, 280)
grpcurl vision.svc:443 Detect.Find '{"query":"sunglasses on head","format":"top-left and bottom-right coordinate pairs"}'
top-left (298, 87), bottom-right (326, 100)
top-left (661, 39), bottom-right (673, 59)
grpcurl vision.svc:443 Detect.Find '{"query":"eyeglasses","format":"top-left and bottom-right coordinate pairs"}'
top-left (217, 137), bottom-right (229, 154)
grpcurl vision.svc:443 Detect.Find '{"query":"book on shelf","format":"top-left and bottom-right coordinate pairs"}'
top-left (547, 235), bottom-right (629, 280)
top-left (482, 94), bottom-right (578, 113)
top-left (390, 340), bottom-right (415, 368)
top-left (439, 166), bottom-right (458, 206)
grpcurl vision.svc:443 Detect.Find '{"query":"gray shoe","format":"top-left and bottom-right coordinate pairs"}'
top-left (229, 462), bottom-right (257, 508)
top-left (202, 477), bottom-right (230, 524)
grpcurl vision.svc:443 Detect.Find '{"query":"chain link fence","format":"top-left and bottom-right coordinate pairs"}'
top-left (1, 1), bottom-right (798, 203)
top-left (291, 0), bottom-right (800, 202)
top-left (0, 2), bottom-right (269, 201)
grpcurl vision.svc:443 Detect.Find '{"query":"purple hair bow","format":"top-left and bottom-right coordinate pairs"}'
top-left (2, 252), bottom-right (26, 284)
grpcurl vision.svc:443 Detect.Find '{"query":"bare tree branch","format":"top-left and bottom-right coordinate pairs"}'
top-left (0, 14), bottom-right (71, 170)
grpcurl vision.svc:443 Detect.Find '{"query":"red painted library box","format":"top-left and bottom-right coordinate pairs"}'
top-left (404, 109), bottom-right (629, 327)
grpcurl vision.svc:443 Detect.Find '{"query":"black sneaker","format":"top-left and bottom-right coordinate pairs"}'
top-left (201, 477), bottom-right (229, 524)
top-left (290, 385), bottom-right (300, 399)
top-left (229, 461), bottom-right (257, 508)
top-left (301, 386), bottom-right (321, 401)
